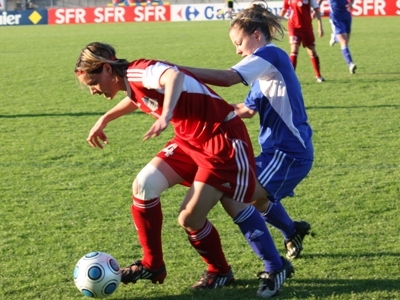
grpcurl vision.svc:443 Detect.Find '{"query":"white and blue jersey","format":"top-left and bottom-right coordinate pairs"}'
top-left (231, 44), bottom-right (314, 201)
top-left (327, 0), bottom-right (351, 19)
top-left (231, 44), bottom-right (313, 160)
top-left (326, 0), bottom-right (352, 34)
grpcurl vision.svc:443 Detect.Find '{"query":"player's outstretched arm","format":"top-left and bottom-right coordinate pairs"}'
top-left (87, 96), bottom-right (138, 149)
top-left (143, 68), bottom-right (184, 140)
top-left (179, 66), bottom-right (241, 87)
top-left (232, 103), bottom-right (257, 118)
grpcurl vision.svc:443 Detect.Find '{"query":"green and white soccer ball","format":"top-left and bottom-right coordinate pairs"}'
top-left (73, 252), bottom-right (121, 298)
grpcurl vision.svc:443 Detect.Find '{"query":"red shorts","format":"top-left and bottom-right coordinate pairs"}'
top-left (156, 116), bottom-right (256, 203)
top-left (288, 28), bottom-right (316, 48)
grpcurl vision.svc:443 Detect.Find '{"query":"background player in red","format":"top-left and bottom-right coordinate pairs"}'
top-left (74, 42), bottom-right (293, 297)
top-left (280, 0), bottom-right (325, 82)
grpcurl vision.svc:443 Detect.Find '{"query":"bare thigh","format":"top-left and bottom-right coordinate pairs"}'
top-left (337, 33), bottom-right (349, 47)
top-left (290, 42), bottom-right (300, 53)
top-left (149, 156), bottom-right (185, 187)
top-left (132, 157), bottom-right (185, 196)
top-left (305, 45), bottom-right (317, 57)
top-left (178, 182), bottom-right (223, 231)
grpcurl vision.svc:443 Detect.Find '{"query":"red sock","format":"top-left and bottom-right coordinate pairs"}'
top-left (187, 220), bottom-right (230, 274)
top-left (311, 56), bottom-right (321, 77)
top-left (290, 52), bottom-right (298, 70)
top-left (131, 196), bottom-right (164, 270)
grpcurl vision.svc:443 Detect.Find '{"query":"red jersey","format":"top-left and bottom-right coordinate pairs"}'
top-left (125, 59), bottom-right (234, 145)
top-left (283, 0), bottom-right (319, 30)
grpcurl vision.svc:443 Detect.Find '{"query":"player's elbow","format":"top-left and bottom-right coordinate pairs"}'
top-left (248, 109), bottom-right (257, 117)
top-left (222, 70), bottom-right (242, 87)
top-left (241, 109), bottom-right (257, 119)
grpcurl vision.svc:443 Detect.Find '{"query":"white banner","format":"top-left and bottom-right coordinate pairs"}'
top-left (171, 2), bottom-right (283, 22)
top-left (0, 0), bottom-right (5, 10)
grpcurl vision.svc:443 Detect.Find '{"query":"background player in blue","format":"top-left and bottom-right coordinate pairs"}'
top-left (181, 1), bottom-right (314, 261)
top-left (318, 0), bottom-right (357, 73)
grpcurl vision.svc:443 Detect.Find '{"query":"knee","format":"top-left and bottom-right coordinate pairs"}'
top-left (177, 210), bottom-right (192, 229)
top-left (133, 164), bottom-right (169, 200)
top-left (178, 210), bottom-right (203, 231)
top-left (252, 197), bottom-right (270, 212)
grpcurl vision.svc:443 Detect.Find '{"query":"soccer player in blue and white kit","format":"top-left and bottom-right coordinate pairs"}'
top-left (319, 0), bottom-right (357, 73)
top-left (182, 1), bottom-right (314, 264)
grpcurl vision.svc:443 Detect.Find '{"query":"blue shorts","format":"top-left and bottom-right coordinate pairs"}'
top-left (330, 16), bottom-right (352, 35)
top-left (255, 150), bottom-right (313, 202)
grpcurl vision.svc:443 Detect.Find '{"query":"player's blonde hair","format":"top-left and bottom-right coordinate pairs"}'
top-left (230, 1), bottom-right (285, 42)
top-left (74, 42), bottom-right (129, 77)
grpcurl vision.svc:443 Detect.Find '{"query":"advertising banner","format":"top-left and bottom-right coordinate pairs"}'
top-left (1, 1), bottom-right (399, 26)
top-left (170, 0), bottom-right (400, 22)
top-left (319, 0), bottom-right (400, 17)
top-left (0, 9), bottom-right (48, 26)
top-left (171, 2), bottom-right (283, 22)
top-left (48, 5), bottom-right (170, 25)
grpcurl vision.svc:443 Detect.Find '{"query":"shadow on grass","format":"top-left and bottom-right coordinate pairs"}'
top-left (1, 104), bottom-right (399, 119)
top-left (110, 277), bottom-right (399, 300)
top-left (305, 104), bottom-right (400, 110)
top-left (0, 112), bottom-right (104, 118)
top-left (303, 252), bottom-right (400, 259)
top-left (288, 278), bottom-right (399, 298)
top-left (0, 111), bottom-right (143, 119)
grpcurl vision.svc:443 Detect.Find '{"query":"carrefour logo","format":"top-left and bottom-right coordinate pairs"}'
top-left (185, 6), bottom-right (199, 20)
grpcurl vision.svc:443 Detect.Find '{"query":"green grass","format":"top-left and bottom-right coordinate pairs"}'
top-left (1, 17), bottom-right (400, 300)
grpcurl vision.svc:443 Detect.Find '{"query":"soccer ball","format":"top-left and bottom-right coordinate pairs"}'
top-left (73, 251), bottom-right (121, 298)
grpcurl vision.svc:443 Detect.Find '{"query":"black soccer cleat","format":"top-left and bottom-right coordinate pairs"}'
top-left (257, 257), bottom-right (294, 298)
top-left (284, 221), bottom-right (311, 259)
top-left (121, 260), bottom-right (167, 284)
top-left (191, 266), bottom-right (234, 289)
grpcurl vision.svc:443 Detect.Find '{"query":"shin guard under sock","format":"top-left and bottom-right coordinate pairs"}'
top-left (235, 205), bottom-right (283, 272)
top-left (187, 219), bottom-right (230, 274)
top-left (131, 196), bottom-right (164, 270)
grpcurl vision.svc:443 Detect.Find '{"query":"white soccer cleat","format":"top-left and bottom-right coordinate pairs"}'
top-left (329, 34), bottom-right (336, 47)
top-left (349, 63), bottom-right (357, 74)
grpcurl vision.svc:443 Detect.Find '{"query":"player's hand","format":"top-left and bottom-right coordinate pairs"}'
top-left (143, 116), bottom-right (169, 140)
top-left (87, 120), bottom-right (108, 149)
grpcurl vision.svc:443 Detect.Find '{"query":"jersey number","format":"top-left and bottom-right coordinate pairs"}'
top-left (161, 143), bottom-right (178, 157)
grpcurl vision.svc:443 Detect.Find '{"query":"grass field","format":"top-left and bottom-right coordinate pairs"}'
top-left (1, 16), bottom-right (400, 300)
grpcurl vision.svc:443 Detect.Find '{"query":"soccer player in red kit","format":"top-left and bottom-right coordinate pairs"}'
top-left (280, 0), bottom-right (325, 82)
top-left (75, 42), bottom-right (292, 297)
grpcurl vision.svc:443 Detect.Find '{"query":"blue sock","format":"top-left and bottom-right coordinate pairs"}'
top-left (341, 47), bottom-right (353, 65)
top-left (262, 202), bottom-right (295, 240)
top-left (234, 205), bottom-right (283, 272)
